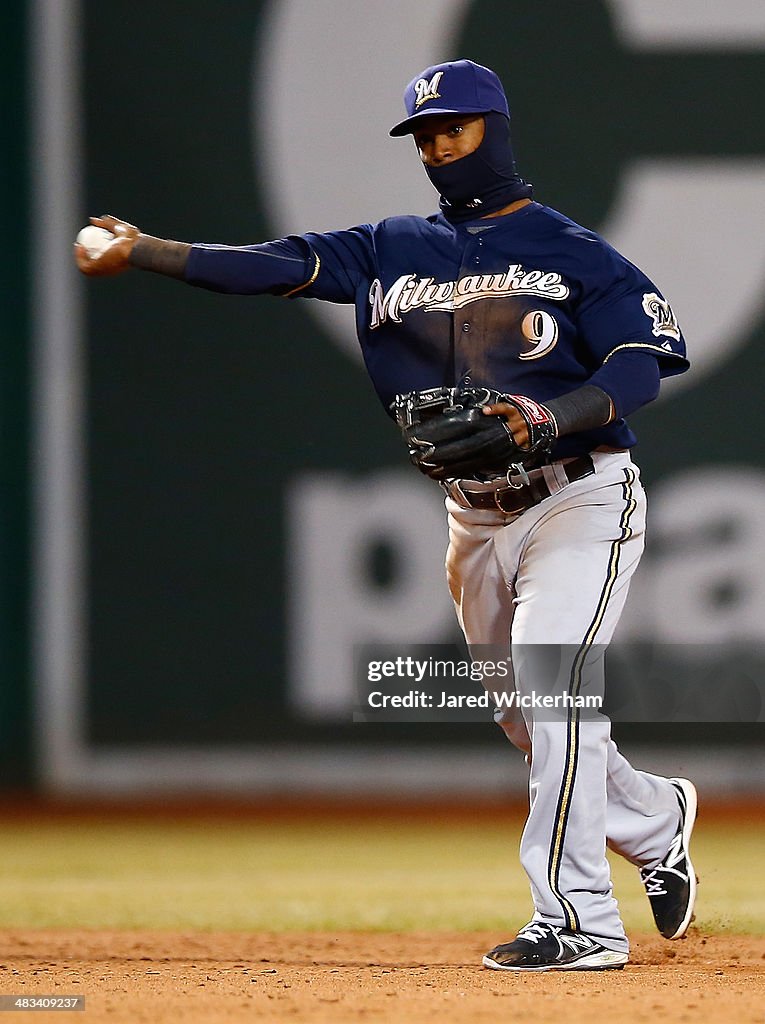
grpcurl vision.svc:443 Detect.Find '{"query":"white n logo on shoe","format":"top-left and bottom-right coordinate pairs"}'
top-left (663, 832), bottom-right (688, 871)
top-left (558, 933), bottom-right (596, 954)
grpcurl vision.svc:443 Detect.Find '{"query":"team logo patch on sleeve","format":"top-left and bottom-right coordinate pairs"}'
top-left (642, 292), bottom-right (681, 344)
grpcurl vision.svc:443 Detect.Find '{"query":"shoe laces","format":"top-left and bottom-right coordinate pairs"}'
top-left (516, 922), bottom-right (554, 944)
top-left (640, 868), bottom-right (668, 896)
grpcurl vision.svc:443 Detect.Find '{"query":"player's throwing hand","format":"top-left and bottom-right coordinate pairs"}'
top-left (73, 215), bottom-right (139, 276)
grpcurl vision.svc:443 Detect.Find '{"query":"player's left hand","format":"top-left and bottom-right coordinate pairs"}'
top-left (482, 402), bottom-right (530, 448)
top-left (391, 386), bottom-right (557, 482)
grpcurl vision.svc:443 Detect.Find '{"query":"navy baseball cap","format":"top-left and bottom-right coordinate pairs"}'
top-left (389, 59), bottom-right (509, 137)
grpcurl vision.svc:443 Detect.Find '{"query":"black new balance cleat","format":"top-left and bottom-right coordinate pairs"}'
top-left (640, 777), bottom-right (698, 939)
top-left (482, 922), bottom-right (628, 972)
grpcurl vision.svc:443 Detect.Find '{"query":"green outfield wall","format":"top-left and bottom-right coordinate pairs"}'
top-left (9, 0), bottom-right (765, 791)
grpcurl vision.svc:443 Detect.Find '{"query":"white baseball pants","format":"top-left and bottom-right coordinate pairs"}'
top-left (445, 451), bottom-right (680, 952)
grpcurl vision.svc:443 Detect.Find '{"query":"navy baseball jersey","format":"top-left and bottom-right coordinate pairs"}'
top-left (185, 201), bottom-right (688, 459)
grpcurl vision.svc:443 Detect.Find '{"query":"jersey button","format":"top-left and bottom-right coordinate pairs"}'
top-left (473, 256), bottom-right (480, 264)
top-left (462, 322), bottom-right (471, 333)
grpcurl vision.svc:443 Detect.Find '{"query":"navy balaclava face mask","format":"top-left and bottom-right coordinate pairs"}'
top-left (424, 111), bottom-right (533, 223)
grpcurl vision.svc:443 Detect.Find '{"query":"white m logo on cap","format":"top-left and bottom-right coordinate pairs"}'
top-left (414, 71), bottom-right (444, 108)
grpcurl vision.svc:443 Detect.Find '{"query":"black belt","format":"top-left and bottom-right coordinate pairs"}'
top-left (447, 455), bottom-right (595, 515)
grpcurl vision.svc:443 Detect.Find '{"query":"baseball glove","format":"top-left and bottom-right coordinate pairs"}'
top-left (390, 386), bottom-right (557, 482)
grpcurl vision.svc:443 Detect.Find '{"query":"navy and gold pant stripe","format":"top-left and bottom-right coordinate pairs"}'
top-left (546, 468), bottom-right (638, 931)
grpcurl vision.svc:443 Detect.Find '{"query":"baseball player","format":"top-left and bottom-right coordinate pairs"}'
top-left (75, 59), bottom-right (697, 972)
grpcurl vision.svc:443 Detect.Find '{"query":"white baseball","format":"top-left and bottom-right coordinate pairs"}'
top-left (76, 225), bottom-right (114, 257)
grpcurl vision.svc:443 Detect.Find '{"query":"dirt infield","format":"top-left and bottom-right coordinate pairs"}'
top-left (1, 930), bottom-right (763, 1023)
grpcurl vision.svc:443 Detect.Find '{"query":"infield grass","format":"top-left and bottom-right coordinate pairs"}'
top-left (0, 811), bottom-right (761, 933)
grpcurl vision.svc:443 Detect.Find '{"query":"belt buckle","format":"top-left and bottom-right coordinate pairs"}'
top-left (505, 463), bottom-right (531, 490)
top-left (495, 463), bottom-right (531, 514)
